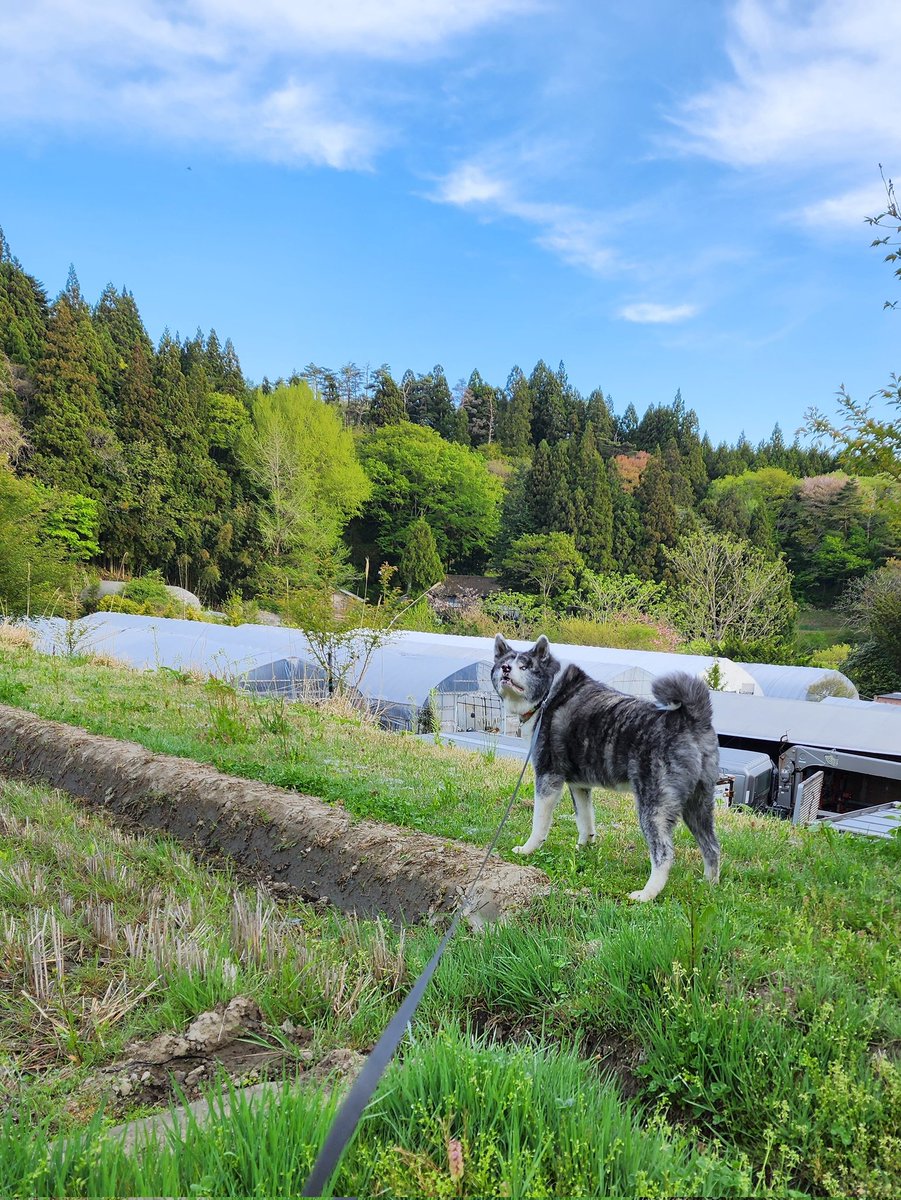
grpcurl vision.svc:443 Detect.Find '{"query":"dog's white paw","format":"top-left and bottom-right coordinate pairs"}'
top-left (513, 843), bottom-right (536, 856)
top-left (628, 888), bottom-right (654, 902)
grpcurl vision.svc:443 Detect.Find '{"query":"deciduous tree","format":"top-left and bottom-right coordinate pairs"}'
top-left (243, 382), bottom-right (370, 590)
top-left (358, 422), bottom-right (500, 569)
top-left (502, 532), bottom-right (585, 602)
top-left (664, 529), bottom-right (797, 647)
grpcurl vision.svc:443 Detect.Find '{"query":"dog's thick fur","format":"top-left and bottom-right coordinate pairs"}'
top-left (491, 634), bottom-right (721, 901)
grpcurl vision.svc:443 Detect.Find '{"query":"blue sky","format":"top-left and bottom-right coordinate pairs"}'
top-left (1, 0), bottom-right (899, 444)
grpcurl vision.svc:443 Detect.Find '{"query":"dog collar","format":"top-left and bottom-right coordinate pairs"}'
top-left (519, 704), bottom-right (541, 724)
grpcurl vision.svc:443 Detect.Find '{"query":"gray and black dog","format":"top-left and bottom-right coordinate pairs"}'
top-left (492, 634), bottom-right (721, 901)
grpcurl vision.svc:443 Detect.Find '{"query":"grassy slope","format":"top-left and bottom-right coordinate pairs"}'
top-left (794, 606), bottom-right (857, 655)
top-left (1, 644), bottom-right (900, 1197)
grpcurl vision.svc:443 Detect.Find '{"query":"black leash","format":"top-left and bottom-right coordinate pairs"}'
top-left (301, 713), bottom-right (542, 1198)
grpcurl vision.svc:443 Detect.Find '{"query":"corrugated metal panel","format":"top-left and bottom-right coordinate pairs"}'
top-left (822, 802), bottom-right (901, 839)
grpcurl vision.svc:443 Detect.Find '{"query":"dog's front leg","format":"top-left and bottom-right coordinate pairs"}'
top-left (514, 776), bottom-right (563, 855)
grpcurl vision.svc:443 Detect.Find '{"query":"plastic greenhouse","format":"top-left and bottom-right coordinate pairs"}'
top-left (27, 615), bottom-right (768, 733)
top-left (736, 661), bottom-right (859, 703)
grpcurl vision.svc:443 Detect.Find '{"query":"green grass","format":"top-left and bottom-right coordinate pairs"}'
top-left (2, 1036), bottom-right (748, 1199)
top-left (794, 606), bottom-right (858, 655)
top-left (1, 644), bottom-right (900, 1196)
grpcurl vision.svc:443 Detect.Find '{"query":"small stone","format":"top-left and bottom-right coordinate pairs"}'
top-left (119, 1079), bottom-right (133, 1097)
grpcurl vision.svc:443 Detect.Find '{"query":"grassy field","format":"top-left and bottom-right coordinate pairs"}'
top-left (794, 607), bottom-right (857, 656)
top-left (0, 641), bottom-right (900, 1197)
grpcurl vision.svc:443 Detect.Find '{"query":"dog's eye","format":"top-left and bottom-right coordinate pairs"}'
top-left (520, 657), bottom-right (531, 668)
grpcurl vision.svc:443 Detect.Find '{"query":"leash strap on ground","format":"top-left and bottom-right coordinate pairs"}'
top-left (301, 715), bottom-right (542, 1198)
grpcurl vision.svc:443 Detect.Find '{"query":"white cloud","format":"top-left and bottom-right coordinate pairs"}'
top-left (672, 0), bottom-right (901, 170)
top-left (799, 183), bottom-right (892, 230)
top-left (431, 161), bottom-right (619, 276)
top-left (187, 0), bottom-right (540, 57)
top-left (0, 0), bottom-right (536, 167)
top-left (436, 164), bottom-right (511, 207)
top-left (618, 302), bottom-right (699, 324)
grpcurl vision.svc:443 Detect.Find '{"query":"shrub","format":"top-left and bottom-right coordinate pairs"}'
top-left (551, 615), bottom-right (681, 652)
top-left (843, 639), bottom-right (901, 698)
top-left (808, 642), bottom-right (852, 670)
top-left (121, 570), bottom-right (172, 609)
top-left (222, 591), bottom-right (260, 627)
top-left (96, 595), bottom-right (144, 616)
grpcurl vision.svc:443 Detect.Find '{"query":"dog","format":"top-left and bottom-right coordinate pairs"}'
top-left (491, 634), bottom-right (721, 901)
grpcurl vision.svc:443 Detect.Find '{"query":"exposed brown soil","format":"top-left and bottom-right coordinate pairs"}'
top-left (88, 995), bottom-right (364, 1151)
top-left (91, 995), bottom-right (301, 1116)
top-left (0, 704), bottom-right (548, 925)
top-left (465, 1003), bottom-right (645, 1100)
top-left (580, 1026), bottom-right (646, 1099)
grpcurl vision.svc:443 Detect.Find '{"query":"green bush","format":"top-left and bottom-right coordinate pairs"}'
top-left (808, 642), bottom-right (852, 670)
top-left (843, 639), bottom-right (901, 698)
top-left (222, 591), bottom-right (260, 627)
top-left (0, 468), bottom-right (71, 615)
top-left (121, 570), bottom-right (172, 608)
top-left (96, 595), bottom-right (145, 616)
top-left (551, 614), bottom-right (681, 652)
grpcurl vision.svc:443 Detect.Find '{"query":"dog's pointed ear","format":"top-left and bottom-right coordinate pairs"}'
top-left (534, 634), bottom-right (550, 659)
top-left (494, 633), bottom-right (512, 659)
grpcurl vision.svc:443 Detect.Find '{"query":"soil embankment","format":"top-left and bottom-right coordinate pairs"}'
top-left (0, 704), bottom-right (547, 924)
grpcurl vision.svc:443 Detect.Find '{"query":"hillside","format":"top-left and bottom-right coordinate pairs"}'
top-left (0, 641), bottom-right (899, 1196)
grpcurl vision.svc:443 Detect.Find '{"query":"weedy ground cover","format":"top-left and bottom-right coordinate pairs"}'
top-left (0, 643), bottom-right (899, 1197)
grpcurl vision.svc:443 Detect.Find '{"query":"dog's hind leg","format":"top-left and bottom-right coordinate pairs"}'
top-left (629, 789), bottom-right (681, 902)
top-left (570, 785), bottom-right (596, 847)
top-left (514, 775), bottom-right (564, 855)
top-left (682, 786), bottom-right (721, 885)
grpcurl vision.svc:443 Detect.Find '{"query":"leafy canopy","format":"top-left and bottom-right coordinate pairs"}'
top-left (242, 382), bottom-right (370, 588)
top-left (664, 528), bottom-right (797, 648)
top-left (359, 423), bottom-right (500, 570)
top-left (502, 532), bottom-right (585, 602)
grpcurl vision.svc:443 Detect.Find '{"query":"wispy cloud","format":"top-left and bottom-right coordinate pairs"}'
top-left (618, 302), bottom-right (699, 325)
top-left (672, 0), bottom-right (901, 170)
top-left (431, 162), bottom-right (619, 275)
top-left (0, 0), bottom-right (537, 168)
top-left (798, 183), bottom-right (891, 231)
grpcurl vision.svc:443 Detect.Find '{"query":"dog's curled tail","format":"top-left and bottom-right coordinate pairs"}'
top-left (652, 672), bottom-right (713, 727)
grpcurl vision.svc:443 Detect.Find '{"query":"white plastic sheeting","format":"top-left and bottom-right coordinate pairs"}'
top-left (372, 631), bottom-right (763, 697)
top-left (28, 613), bottom-right (326, 694)
top-left (26, 614), bottom-right (763, 732)
top-left (711, 690), bottom-right (901, 759)
top-left (736, 661), bottom-right (858, 702)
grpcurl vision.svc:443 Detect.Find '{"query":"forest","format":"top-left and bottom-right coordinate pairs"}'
top-left (1, 226), bottom-right (900, 695)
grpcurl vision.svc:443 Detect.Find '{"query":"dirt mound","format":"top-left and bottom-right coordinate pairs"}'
top-left (94, 995), bottom-right (304, 1114)
top-left (0, 705), bottom-right (548, 924)
top-left (92, 995), bottom-right (364, 1151)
